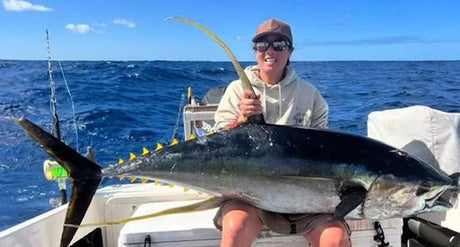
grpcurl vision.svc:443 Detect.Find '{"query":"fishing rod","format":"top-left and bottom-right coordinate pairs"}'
top-left (44, 29), bottom-right (67, 205)
top-left (44, 30), bottom-right (95, 207)
top-left (46, 29), bottom-right (61, 140)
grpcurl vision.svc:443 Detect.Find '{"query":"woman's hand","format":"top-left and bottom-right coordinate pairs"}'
top-left (224, 90), bottom-right (263, 130)
top-left (238, 90), bottom-right (262, 120)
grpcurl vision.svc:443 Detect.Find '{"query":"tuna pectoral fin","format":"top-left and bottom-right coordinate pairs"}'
top-left (12, 117), bottom-right (102, 247)
top-left (332, 186), bottom-right (367, 221)
top-left (68, 196), bottom-right (224, 228)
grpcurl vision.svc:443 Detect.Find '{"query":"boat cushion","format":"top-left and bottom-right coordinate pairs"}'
top-left (367, 105), bottom-right (460, 175)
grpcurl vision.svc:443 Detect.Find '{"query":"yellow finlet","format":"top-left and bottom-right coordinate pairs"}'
top-left (188, 134), bottom-right (196, 141)
top-left (118, 175), bottom-right (125, 181)
top-left (170, 138), bottom-right (179, 146)
top-left (118, 158), bottom-right (125, 165)
top-left (154, 180), bottom-right (161, 185)
top-left (130, 177), bottom-right (137, 183)
top-left (206, 130), bottom-right (215, 136)
top-left (168, 184), bottom-right (175, 188)
top-left (142, 148), bottom-right (150, 156)
top-left (183, 187), bottom-right (190, 192)
top-left (155, 143), bottom-right (164, 151)
top-left (129, 153), bottom-right (136, 161)
top-left (141, 178), bottom-right (148, 184)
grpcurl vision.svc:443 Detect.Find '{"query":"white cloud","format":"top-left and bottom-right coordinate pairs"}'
top-left (113, 18), bottom-right (136, 28)
top-left (65, 23), bottom-right (94, 34)
top-left (236, 36), bottom-right (244, 40)
top-left (3, 0), bottom-right (53, 12)
top-left (94, 22), bottom-right (107, 27)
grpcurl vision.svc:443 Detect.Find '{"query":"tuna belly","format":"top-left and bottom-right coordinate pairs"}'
top-left (217, 175), bottom-right (341, 214)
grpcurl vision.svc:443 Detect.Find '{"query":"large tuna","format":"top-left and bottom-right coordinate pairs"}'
top-left (13, 117), bottom-right (458, 247)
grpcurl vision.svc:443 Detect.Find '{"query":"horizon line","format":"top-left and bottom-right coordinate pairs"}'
top-left (1, 58), bottom-right (460, 62)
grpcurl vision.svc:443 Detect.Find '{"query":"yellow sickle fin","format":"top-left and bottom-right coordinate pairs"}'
top-left (69, 196), bottom-right (223, 228)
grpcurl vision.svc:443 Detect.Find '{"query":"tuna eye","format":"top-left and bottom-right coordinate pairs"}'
top-left (416, 181), bottom-right (431, 196)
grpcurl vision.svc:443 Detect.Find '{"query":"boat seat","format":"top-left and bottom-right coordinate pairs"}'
top-left (367, 105), bottom-right (460, 236)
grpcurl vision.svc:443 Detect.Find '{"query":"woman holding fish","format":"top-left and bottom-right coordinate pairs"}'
top-left (214, 18), bottom-right (351, 247)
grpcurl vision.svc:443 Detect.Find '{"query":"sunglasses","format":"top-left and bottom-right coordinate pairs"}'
top-left (253, 40), bottom-right (291, 52)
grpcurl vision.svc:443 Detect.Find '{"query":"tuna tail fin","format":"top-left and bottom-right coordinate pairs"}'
top-left (12, 117), bottom-right (102, 247)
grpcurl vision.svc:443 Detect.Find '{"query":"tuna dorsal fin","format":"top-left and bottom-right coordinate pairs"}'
top-left (11, 117), bottom-right (102, 247)
top-left (167, 17), bottom-right (267, 126)
top-left (332, 184), bottom-right (367, 221)
top-left (168, 17), bottom-right (267, 126)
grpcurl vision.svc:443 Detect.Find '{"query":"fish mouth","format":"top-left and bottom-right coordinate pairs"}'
top-left (423, 186), bottom-right (457, 209)
top-left (420, 174), bottom-right (459, 210)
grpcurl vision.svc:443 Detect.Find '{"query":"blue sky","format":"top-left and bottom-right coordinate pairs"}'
top-left (1, 0), bottom-right (460, 61)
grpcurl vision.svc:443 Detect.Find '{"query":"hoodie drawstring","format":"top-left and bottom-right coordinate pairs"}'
top-left (278, 84), bottom-right (282, 120)
top-left (262, 83), bottom-right (267, 120)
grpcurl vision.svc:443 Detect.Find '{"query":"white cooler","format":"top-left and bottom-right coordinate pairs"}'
top-left (118, 200), bottom-right (221, 247)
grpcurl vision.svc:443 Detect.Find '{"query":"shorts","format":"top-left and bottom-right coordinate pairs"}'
top-left (213, 200), bottom-right (351, 235)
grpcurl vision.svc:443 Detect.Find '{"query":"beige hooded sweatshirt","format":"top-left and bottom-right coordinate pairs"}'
top-left (214, 65), bottom-right (328, 130)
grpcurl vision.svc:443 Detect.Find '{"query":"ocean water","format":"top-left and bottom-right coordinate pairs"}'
top-left (0, 60), bottom-right (458, 231)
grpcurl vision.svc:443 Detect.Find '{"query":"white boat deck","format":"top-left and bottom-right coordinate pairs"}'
top-left (0, 183), bottom-right (403, 247)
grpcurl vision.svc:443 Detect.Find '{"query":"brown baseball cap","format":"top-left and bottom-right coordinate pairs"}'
top-left (252, 19), bottom-right (293, 43)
